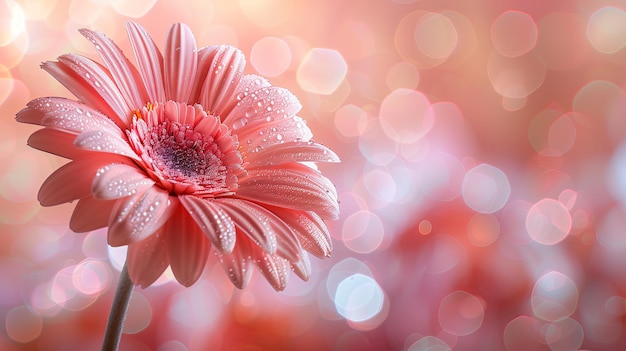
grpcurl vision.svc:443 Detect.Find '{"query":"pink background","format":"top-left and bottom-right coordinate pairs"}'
top-left (2, 0), bottom-right (626, 350)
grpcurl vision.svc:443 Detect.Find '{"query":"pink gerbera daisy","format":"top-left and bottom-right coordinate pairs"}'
top-left (17, 22), bottom-right (339, 290)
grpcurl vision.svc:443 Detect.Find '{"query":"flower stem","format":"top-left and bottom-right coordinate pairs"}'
top-left (101, 262), bottom-right (133, 351)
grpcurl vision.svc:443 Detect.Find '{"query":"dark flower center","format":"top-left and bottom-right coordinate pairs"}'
top-left (127, 101), bottom-right (243, 196)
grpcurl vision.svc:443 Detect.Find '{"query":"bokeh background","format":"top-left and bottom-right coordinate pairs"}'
top-left (2, 0), bottom-right (626, 350)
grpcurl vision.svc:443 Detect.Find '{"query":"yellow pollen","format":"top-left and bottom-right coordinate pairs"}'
top-left (133, 109), bottom-right (143, 120)
top-left (147, 102), bottom-right (155, 111)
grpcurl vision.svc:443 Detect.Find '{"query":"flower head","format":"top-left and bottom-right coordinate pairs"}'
top-left (17, 22), bottom-right (339, 290)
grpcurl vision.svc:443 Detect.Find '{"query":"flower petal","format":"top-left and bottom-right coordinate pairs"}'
top-left (70, 197), bottom-right (117, 232)
top-left (92, 163), bottom-right (155, 200)
top-left (245, 140), bottom-right (340, 167)
top-left (197, 45), bottom-right (245, 116)
top-left (215, 198), bottom-right (277, 255)
top-left (236, 164), bottom-right (339, 220)
top-left (189, 46), bottom-right (219, 104)
top-left (108, 187), bottom-right (177, 246)
top-left (27, 128), bottom-right (83, 160)
top-left (215, 229), bottom-right (252, 289)
top-left (73, 129), bottom-right (141, 161)
top-left (179, 195), bottom-right (236, 253)
top-left (39, 156), bottom-right (127, 206)
top-left (236, 115), bottom-right (314, 156)
top-left (164, 23), bottom-right (198, 103)
top-left (42, 55), bottom-right (130, 127)
top-left (79, 28), bottom-right (149, 110)
top-left (252, 247), bottom-right (291, 291)
top-left (223, 86), bottom-right (301, 129)
top-left (166, 207), bottom-right (210, 287)
top-left (126, 21), bottom-right (166, 103)
top-left (17, 97), bottom-right (122, 135)
top-left (269, 207), bottom-right (332, 258)
top-left (291, 250), bottom-right (311, 282)
top-left (127, 229), bottom-right (168, 288)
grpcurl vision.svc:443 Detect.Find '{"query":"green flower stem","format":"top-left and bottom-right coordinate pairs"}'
top-left (101, 262), bottom-right (133, 351)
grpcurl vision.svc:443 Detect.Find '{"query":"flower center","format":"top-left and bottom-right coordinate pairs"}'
top-left (127, 101), bottom-right (244, 196)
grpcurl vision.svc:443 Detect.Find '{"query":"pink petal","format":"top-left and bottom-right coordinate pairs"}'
top-left (244, 140), bottom-right (340, 167)
top-left (223, 86), bottom-right (301, 129)
top-left (126, 22), bottom-right (166, 103)
top-left (291, 250), bottom-right (311, 281)
top-left (197, 45), bottom-right (245, 116)
top-left (166, 207), bottom-right (210, 287)
top-left (252, 246), bottom-right (291, 291)
top-left (223, 74), bottom-right (272, 117)
top-left (189, 46), bottom-right (219, 104)
top-left (42, 56), bottom-right (130, 127)
top-left (127, 229), bottom-right (168, 288)
top-left (79, 28), bottom-right (149, 110)
top-left (92, 163), bottom-right (155, 200)
top-left (27, 128), bottom-right (83, 160)
top-left (236, 165), bottom-right (339, 220)
top-left (269, 207), bottom-right (332, 257)
top-left (236, 115), bottom-right (314, 156)
top-left (39, 155), bottom-right (127, 206)
top-left (215, 229), bottom-right (252, 289)
top-left (17, 97), bottom-right (122, 135)
top-left (215, 198), bottom-right (277, 255)
top-left (73, 129), bottom-right (141, 161)
top-left (70, 197), bottom-right (117, 232)
top-left (179, 195), bottom-right (236, 253)
top-left (107, 187), bottom-right (177, 246)
top-left (164, 23), bottom-right (198, 102)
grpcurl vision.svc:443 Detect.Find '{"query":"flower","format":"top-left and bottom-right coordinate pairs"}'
top-left (17, 22), bottom-right (339, 290)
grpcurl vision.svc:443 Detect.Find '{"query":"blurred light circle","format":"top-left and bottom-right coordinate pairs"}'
top-left (414, 12), bottom-right (458, 60)
top-left (503, 315), bottom-right (544, 351)
top-left (487, 51), bottom-right (546, 98)
top-left (109, 0), bottom-right (158, 17)
top-left (326, 258), bottom-right (373, 300)
top-left (462, 164), bottom-right (511, 213)
top-left (386, 61), bottom-right (420, 91)
top-left (250, 36), bottom-right (292, 77)
top-left (417, 151), bottom-right (464, 201)
top-left (0, 63), bottom-right (15, 106)
top-left (558, 189), bottom-right (577, 210)
top-left (467, 213), bottom-right (500, 247)
top-left (545, 318), bottom-right (584, 351)
top-left (363, 168), bottom-right (396, 204)
top-left (531, 271), bottom-right (578, 322)
top-left (586, 6), bottom-right (626, 54)
top-left (5, 305), bottom-right (42, 343)
top-left (334, 273), bottom-right (384, 322)
top-left (108, 245), bottom-right (127, 271)
top-left (425, 235), bottom-right (468, 274)
top-left (341, 210), bottom-right (385, 254)
top-left (0, 0), bottom-right (25, 46)
top-left (72, 259), bottom-right (111, 296)
top-left (407, 336), bottom-right (452, 351)
top-left (608, 141), bottom-right (626, 207)
top-left (297, 48), bottom-right (347, 95)
top-left (526, 198), bottom-right (572, 245)
top-left (358, 118), bottom-right (398, 166)
top-left (123, 291), bottom-right (152, 334)
top-left (490, 11), bottom-right (538, 57)
top-left (379, 88), bottom-right (434, 144)
top-left (395, 11), bottom-right (449, 69)
top-left (438, 290), bottom-right (484, 336)
top-left (334, 104), bottom-right (368, 139)
top-left (168, 280), bottom-right (222, 327)
top-left (547, 113), bottom-right (576, 156)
